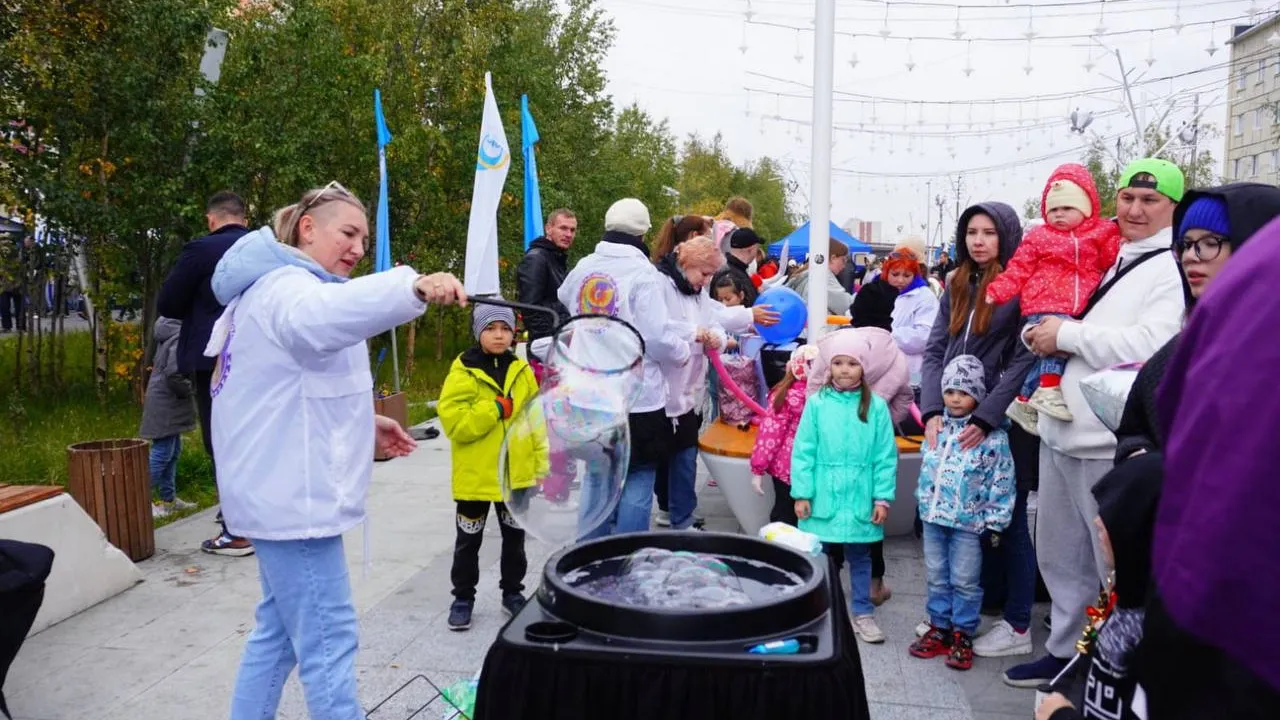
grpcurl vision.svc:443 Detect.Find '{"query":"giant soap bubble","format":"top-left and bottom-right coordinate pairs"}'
top-left (501, 315), bottom-right (646, 547)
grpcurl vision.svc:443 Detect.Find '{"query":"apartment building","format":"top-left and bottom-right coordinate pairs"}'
top-left (1225, 15), bottom-right (1280, 182)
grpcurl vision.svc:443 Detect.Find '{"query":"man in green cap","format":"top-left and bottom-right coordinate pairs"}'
top-left (1006, 158), bottom-right (1189, 687)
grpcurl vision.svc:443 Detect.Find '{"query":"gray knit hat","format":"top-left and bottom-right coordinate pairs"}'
top-left (941, 354), bottom-right (987, 403)
top-left (472, 302), bottom-right (516, 341)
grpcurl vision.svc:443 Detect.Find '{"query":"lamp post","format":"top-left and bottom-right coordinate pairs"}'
top-left (806, 0), bottom-right (835, 340)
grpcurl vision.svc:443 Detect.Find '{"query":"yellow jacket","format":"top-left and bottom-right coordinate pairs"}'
top-left (438, 349), bottom-right (547, 502)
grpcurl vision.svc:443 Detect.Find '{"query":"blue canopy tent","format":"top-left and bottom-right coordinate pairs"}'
top-left (766, 221), bottom-right (871, 262)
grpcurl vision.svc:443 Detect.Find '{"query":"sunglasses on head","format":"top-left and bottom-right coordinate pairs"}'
top-left (300, 180), bottom-right (353, 213)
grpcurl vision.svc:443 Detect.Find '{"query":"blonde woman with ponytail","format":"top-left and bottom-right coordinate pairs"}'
top-left (204, 182), bottom-right (465, 719)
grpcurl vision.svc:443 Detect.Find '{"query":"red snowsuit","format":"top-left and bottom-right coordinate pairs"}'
top-left (986, 163), bottom-right (1121, 316)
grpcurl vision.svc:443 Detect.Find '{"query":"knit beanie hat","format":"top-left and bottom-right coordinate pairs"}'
top-left (604, 198), bottom-right (651, 236)
top-left (1044, 179), bottom-right (1093, 218)
top-left (941, 354), bottom-right (987, 404)
top-left (1177, 195), bottom-right (1230, 239)
top-left (472, 302), bottom-right (516, 341)
top-left (849, 278), bottom-right (897, 331)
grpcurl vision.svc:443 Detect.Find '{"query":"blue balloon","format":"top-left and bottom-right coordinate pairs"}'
top-left (754, 286), bottom-right (807, 345)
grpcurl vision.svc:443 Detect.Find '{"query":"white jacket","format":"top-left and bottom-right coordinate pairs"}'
top-left (558, 240), bottom-right (691, 413)
top-left (659, 277), bottom-right (726, 418)
top-left (1038, 227), bottom-right (1184, 459)
top-left (891, 284), bottom-right (939, 387)
top-left (204, 228), bottom-right (426, 540)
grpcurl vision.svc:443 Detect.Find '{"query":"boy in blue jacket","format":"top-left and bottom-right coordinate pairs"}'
top-left (909, 354), bottom-right (1015, 671)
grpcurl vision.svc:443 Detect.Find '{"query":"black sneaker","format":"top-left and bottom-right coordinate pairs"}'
top-left (448, 600), bottom-right (473, 631)
top-left (501, 593), bottom-right (528, 618)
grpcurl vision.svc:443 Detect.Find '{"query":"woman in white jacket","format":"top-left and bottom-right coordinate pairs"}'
top-left (654, 235), bottom-right (726, 530)
top-left (880, 247), bottom-right (940, 390)
top-left (205, 183), bottom-right (466, 720)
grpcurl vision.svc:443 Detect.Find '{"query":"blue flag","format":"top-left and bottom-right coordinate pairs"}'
top-left (521, 94), bottom-right (543, 251)
top-left (374, 88), bottom-right (393, 273)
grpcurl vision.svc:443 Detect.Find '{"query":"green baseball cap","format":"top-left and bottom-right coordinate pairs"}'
top-left (1118, 158), bottom-right (1185, 203)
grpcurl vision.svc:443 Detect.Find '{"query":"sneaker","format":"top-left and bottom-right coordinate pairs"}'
top-left (1027, 386), bottom-right (1073, 421)
top-left (151, 502), bottom-right (172, 519)
top-left (974, 620), bottom-right (1034, 658)
top-left (908, 626), bottom-right (953, 658)
top-left (851, 614), bottom-right (885, 644)
top-left (201, 532), bottom-right (254, 557)
top-left (915, 619), bottom-right (931, 638)
top-left (870, 578), bottom-right (893, 607)
top-left (448, 600), bottom-right (473, 631)
top-left (501, 593), bottom-right (527, 618)
top-left (1005, 398), bottom-right (1041, 436)
top-left (1003, 654), bottom-right (1069, 688)
top-left (170, 497), bottom-right (197, 511)
top-left (946, 631), bottom-right (975, 670)
top-left (655, 510), bottom-right (671, 527)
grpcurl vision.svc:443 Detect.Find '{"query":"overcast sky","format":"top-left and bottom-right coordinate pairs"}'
top-left (598, 0), bottom-right (1274, 247)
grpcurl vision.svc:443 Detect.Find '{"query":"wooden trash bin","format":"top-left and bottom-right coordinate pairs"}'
top-left (66, 439), bottom-right (155, 562)
top-left (373, 392), bottom-right (409, 461)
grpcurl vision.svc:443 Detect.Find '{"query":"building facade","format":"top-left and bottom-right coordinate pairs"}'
top-left (1225, 16), bottom-right (1280, 182)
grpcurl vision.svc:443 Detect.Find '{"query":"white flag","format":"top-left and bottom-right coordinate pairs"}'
top-left (464, 72), bottom-right (509, 295)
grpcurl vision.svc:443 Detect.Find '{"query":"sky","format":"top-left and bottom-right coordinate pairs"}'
top-left (598, 0), bottom-right (1278, 249)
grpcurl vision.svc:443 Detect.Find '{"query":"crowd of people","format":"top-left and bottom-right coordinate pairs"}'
top-left (100, 150), bottom-right (1280, 719)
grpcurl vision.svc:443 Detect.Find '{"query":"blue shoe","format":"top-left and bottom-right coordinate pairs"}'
top-left (1003, 654), bottom-right (1069, 688)
top-left (448, 599), bottom-right (473, 631)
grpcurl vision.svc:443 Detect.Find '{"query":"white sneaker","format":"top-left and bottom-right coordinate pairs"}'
top-left (151, 502), bottom-right (172, 519)
top-left (654, 510), bottom-right (671, 527)
top-left (915, 620), bottom-right (931, 638)
top-left (171, 497), bottom-right (197, 511)
top-left (852, 614), bottom-right (886, 644)
top-left (1027, 386), bottom-right (1073, 421)
top-left (973, 619), bottom-right (1034, 658)
top-left (1005, 398), bottom-right (1041, 436)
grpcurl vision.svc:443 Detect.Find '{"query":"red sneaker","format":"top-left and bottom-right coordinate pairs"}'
top-left (945, 631), bottom-right (975, 670)
top-left (908, 626), bottom-right (953, 659)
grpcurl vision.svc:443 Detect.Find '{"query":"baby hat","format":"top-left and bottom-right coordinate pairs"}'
top-left (472, 301), bottom-right (516, 341)
top-left (941, 354), bottom-right (987, 403)
top-left (1045, 179), bottom-right (1093, 218)
top-left (787, 344), bottom-right (819, 381)
top-left (604, 198), bottom-right (651, 236)
top-left (1177, 195), bottom-right (1229, 240)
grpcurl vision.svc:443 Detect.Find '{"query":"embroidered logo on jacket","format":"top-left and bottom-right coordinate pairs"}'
top-left (577, 272), bottom-right (619, 316)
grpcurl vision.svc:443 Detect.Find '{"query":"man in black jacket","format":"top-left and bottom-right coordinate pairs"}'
top-left (156, 191), bottom-right (253, 557)
top-left (516, 208), bottom-right (575, 376)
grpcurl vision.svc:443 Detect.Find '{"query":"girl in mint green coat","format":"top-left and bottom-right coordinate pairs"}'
top-left (791, 329), bottom-right (899, 644)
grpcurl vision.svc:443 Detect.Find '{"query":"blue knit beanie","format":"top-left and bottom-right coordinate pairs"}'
top-left (1178, 195), bottom-right (1230, 239)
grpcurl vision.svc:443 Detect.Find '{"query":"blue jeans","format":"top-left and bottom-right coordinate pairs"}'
top-left (148, 435), bottom-right (181, 502)
top-left (231, 536), bottom-right (360, 720)
top-left (580, 464), bottom-right (657, 540)
top-left (1021, 313), bottom-right (1069, 397)
top-left (825, 542), bottom-right (875, 616)
top-left (922, 522), bottom-right (985, 635)
top-left (667, 446), bottom-right (699, 530)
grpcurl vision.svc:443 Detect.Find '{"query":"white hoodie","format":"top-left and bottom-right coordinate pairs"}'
top-left (1038, 227), bottom-right (1184, 459)
top-left (658, 278), bottom-right (726, 418)
top-left (558, 240), bottom-right (691, 413)
top-left (891, 284), bottom-right (940, 387)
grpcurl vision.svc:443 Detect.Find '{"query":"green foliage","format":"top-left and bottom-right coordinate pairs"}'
top-left (675, 134), bottom-right (796, 242)
top-left (1082, 122), bottom-right (1220, 217)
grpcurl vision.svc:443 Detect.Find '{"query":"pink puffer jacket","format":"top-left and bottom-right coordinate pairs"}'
top-left (808, 327), bottom-right (914, 423)
top-left (749, 381), bottom-right (808, 484)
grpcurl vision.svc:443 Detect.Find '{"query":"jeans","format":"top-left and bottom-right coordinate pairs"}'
top-left (576, 442), bottom-right (622, 541)
top-left (451, 501), bottom-right (526, 602)
top-left (583, 465), bottom-right (657, 539)
top-left (148, 435), bottom-right (181, 502)
top-left (980, 486), bottom-right (1037, 632)
top-left (231, 536), bottom-right (360, 720)
top-left (667, 446), bottom-right (699, 530)
top-left (1021, 313), bottom-right (1070, 397)
top-left (922, 522), bottom-right (984, 635)
top-left (825, 542), bottom-right (875, 616)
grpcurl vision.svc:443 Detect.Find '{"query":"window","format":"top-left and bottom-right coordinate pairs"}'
top-left (1256, 108), bottom-right (1265, 130)
top-left (1260, 60), bottom-right (1269, 84)
top-left (1238, 68), bottom-right (1248, 89)
top-left (1272, 150), bottom-right (1280, 175)
top-left (1275, 52), bottom-right (1280, 75)
top-left (1234, 157), bottom-right (1242, 178)
top-left (1234, 114), bottom-right (1243, 136)
top-left (1246, 155), bottom-right (1256, 177)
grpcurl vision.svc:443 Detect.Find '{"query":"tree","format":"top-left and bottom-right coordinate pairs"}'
top-left (1081, 122), bottom-right (1220, 217)
top-left (1022, 196), bottom-right (1040, 221)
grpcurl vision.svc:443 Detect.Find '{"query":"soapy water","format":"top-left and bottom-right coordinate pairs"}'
top-left (565, 548), bottom-right (804, 610)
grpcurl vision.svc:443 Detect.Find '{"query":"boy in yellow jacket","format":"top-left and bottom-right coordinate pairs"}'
top-left (438, 302), bottom-right (541, 631)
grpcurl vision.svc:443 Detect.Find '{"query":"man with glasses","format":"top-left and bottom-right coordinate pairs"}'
top-left (1005, 159), bottom-right (1188, 687)
top-left (157, 191), bottom-right (254, 556)
top-left (516, 208), bottom-right (575, 380)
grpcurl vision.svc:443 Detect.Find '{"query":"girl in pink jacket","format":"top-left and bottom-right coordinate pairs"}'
top-left (750, 345), bottom-right (818, 526)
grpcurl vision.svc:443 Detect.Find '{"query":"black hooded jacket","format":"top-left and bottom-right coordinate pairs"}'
top-left (515, 237), bottom-right (569, 343)
top-left (1114, 182), bottom-right (1280, 463)
top-left (920, 202), bottom-right (1037, 432)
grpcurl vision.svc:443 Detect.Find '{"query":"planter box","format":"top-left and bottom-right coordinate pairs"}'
top-left (374, 392), bottom-right (409, 461)
top-left (66, 439), bottom-right (155, 562)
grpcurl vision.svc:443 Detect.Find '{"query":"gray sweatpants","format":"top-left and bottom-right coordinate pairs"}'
top-left (1035, 449), bottom-right (1113, 658)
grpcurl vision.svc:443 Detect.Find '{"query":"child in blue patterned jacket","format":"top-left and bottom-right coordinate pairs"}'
top-left (908, 354), bottom-right (1015, 672)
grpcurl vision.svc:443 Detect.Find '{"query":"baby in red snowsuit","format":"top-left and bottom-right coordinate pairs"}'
top-left (985, 163), bottom-right (1120, 434)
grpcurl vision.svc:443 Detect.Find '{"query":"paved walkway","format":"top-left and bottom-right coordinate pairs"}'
top-left (8, 420), bottom-right (1049, 719)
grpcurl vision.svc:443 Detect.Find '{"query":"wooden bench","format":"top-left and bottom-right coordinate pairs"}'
top-left (0, 484), bottom-right (65, 515)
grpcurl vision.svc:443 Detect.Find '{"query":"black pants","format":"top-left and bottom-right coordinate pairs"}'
top-left (770, 476), bottom-right (798, 526)
top-left (654, 458), bottom-right (670, 513)
top-left (195, 370), bottom-right (244, 541)
top-left (451, 500), bottom-right (527, 602)
top-left (0, 291), bottom-right (22, 332)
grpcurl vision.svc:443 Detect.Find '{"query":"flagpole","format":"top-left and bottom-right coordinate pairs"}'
top-left (374, 88), bottom-right (401, 393)
top-left (807, 0), bottom-right (835, 340)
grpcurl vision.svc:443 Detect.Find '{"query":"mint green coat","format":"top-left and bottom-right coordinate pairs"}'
top-left (790, 387), bottom-right (898, 544)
